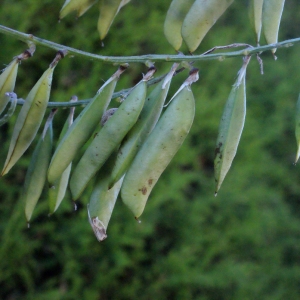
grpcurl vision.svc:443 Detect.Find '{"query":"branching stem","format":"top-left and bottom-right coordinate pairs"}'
top-left (0, 25), bottom-right (299, 63)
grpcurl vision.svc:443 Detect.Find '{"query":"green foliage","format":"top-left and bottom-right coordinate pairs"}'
top-left (0, 0), bottom-right (300, 299)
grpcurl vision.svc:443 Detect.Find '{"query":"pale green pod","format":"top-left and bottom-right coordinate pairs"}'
top-left (249, 0), bottom-right (264, 45)
top-left (60, 0), bottom-right (97, 19)
top-left (0, 92), bottom-right (17, 126)
top-left (181, 0), bottom-right (234, 53)
top-left (88, 152), bottom-right (124, 242)
top-left (70, 78), bottom-right (148, 200)
top-left (108, 65), bottom-right (178, 188)
top-left (164, 0), bottom-right (195, 51)
top-left (47, 66), bottom-right (126, 185)
top-left (262, 0), bottom-right (285, 54)
top-left (1, 66), bottom-right (55, 176)
top-left (49, 102), bottom-right (76, 214)
top-left (121, 84), bottom-right (196, 219)
top-left (294, 94), bottom-right (300, 164)
top-left (214, 74), bottom-right (246, 195)
top-left (0, 58), bottom-right (19, 115)
top-left (23, 118), bottom-right (54, 223)
top-left (98, 0), bottom-right (124, 40)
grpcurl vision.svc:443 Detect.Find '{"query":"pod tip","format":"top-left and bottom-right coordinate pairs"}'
top-left (135, 217), bottom-right (141, 224)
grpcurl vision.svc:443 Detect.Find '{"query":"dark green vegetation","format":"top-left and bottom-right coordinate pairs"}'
top-left (1, 0), bottom-right (300, 299)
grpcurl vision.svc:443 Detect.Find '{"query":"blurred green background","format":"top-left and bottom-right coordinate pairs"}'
top-left (1, 0), bottom-right (300, 299)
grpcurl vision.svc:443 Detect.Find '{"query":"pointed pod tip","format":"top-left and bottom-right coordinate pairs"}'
top-left (27, 222), bottom-right (30, 229)
top-left (135, 216), bottom-right (141, 224)
top-left (214, 192), bottom-right (218, 197)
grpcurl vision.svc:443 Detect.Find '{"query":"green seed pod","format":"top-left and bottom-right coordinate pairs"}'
top-left (47, 66), bottom-right (127, 185)
top-left (249, 0), bottom-right (264, 45)
top-left (121, 69), bottom-right (198, 219)
top-left (98, 0), bottom-right (130, 40)
top-left (164, 0), bottom-right (195, 51)
top-left (0, 58), bottom-right (19, 115)
top-left (214, 65), bottom-right (247, 195)
top-left (60, 0), bottom-right (97, 19)
top-left (23, 110), bottom-right (56, 223)
top-left (49, 98), bottom-right (77, 214)
top-left (88, 152), bottom-right (123, 242)
top-left (70, 67), bottom-right (155, 200)
top-left (262, 0), bottom-right (285, 54)
top-left (108, 63), bottom-right (178, 188)
top-left (181, 0), bottom-right (234, 53)
top-left (1, 65), bottom-right (55, 176)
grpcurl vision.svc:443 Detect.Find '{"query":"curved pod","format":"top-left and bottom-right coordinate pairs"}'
top-left (24, 124), bottom-right (53, 222)
top-left (214, 75), bottom-right (246, 194)
top-left (108, 66), bottom-right (177, 187)
top-left (164, 0), bottom-right (195, 50)
top-left (121, 86), bottom-right (195, 218)
top-left (98, 0), bottom-right (123, 40)
top-left (88, 152), bottom-right (124, 242)
top-left (60, 0), bottom-right (97, 19)
top-left (2, 66), bottom-right (54, 176)
top-left (262, 0), bottom-right (285, 54)
top-left (0, 58), bottom-right (19, 115)
top-left (70, 79), bottom-right (147, 200)
top-left (49, 104), bottom-right (76, 214)
top-left (249, 0), bottom-right (264, 45)
top-left (47, 67), bottom-right (125, 184)
top-left (181, 0), bottom-right (234, 53)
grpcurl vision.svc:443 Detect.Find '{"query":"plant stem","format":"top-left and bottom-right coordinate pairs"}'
top-left (0, 24), bottom-right (299, 63)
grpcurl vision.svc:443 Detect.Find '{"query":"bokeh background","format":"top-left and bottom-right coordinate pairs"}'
top-left (0, 0), bottom-right (300, 299)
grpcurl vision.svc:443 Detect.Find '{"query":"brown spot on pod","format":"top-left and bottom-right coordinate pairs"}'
top-left (138, 186), bottom-right (147, 195)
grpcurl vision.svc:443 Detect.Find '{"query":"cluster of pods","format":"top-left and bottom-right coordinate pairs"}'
top-left (0, 47), bottom-right (202, 241)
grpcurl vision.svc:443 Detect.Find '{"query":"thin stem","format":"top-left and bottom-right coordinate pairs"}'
top-left (15, 72), bottom-right (170, 108)
top-left (0, 24), bottom-right (299, 63)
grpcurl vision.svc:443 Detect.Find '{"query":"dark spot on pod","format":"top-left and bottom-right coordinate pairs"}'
top-left (148, 179), bottom-right (153, 186)
top-left (214, 142), bottom-right (223, 157)
top-left (138, 186), bottom-right (147, 195)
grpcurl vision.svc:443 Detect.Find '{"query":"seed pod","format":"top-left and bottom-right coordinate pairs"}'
top-left (88, 152), bottom-right (123, 242)
top-left (214, 66), bottom-right (247, 195)
top-left (97, 0), bottom-right (130, 40)
top-left (0, 58), bottom-right (19, 115)
top-left (108, 63), bottom-right (179, 188)
top-left (295, 94), bottom-right (300, 164)
top-left (49, 98), bottom-right (77, 214)
top-left (121, 69), bottom-right (198, 219)
top-left (23, 110), bottom-right (56, 223)
top-left (164, 0), bottom-right (195, 51)
top-left (1, 65), bottom-right (55, 176)
top-left (181, 0), bottom-right (234, 53)
top-left (262, 0), bottom-right (285, 54)
top-left (249, 0), bottom-right (264, 45)
top-left (70, 67), bottom-right (155, 200)
top-left (59, 0), bottom-right (97, 19)
top-left (0, 92), bottom-right (18, 126)
top-left (47, 66), bottom-right (127, 185)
